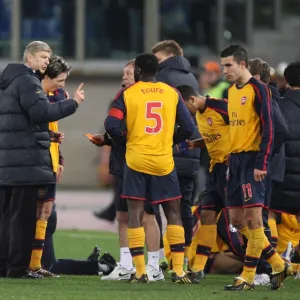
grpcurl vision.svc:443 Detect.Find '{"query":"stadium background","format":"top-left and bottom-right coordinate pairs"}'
top-left (0, 0), bottom-right (300, 230)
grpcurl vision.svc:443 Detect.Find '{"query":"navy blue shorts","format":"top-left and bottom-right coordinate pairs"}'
top-left (226, 152), bottom-right (265, 208)
top-left (38, 173), bottom-right (56, 202)
top-left (38, 185), bottom-right (56, 202)
top-left (114, 175), bottom-right (157, 214)
top-left (121, 164), bottom-right (181, 204)
top-left (201, 163), bottom-right (227, 212)
top-left (114, 175), bottom-right (127, 212)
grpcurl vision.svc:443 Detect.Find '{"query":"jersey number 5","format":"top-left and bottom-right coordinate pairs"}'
top-left (145, 102), bottom-right (163, 134)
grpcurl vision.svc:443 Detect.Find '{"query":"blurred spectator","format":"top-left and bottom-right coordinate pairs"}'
top-left (199, 61), bottom-right (230, 99)
top-left (160, 0), bottom-right (191, 46)
top-left (270, 61), bottom-right (288, 96)
top-left (105, 0), bottom-right (129, 53)
top-left (86, 0), bottom-right (143, 58)
top-left (160, 0), bottom-right (217, 52)
top-left (0, 0), bottom-right (11, 57)
top-left (61, 0), bottom-right (76, 57)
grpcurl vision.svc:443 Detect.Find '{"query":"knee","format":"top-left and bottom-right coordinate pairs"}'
top-left (127, 200), bottom-right (144, 227)
top-left (165, 208), bottom-right (181, 222)
top-left (245, 213), bottom-right (263, 229)
top-left (39, 202), bottom-right (54, 221)
top-left (163, 200), bottom-right (182, 225)
top-left (228, 209), bottom-right (246, 230)
top-left (229, 216), bottom-right (245, 230)
top-left (116, 212), bottom-right (128, 225)
top-left (142, 212), bottom-right (155, 228)
top-left (200, 210), bottom-right (216, 225)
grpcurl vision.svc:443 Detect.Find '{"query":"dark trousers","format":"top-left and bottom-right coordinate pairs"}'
top-left (0, 186), bottom-right (37, 277)
top-left (178, 176), bottom-right (194, 247)
top-left (263, 175), bottom-right (272, 243)
top-left (42, 205), bottom-right (99, 275)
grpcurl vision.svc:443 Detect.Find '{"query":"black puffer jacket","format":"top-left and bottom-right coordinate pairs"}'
top-left (173, 121), bottom-right (201, 178)
top-left (156, 56), bottom-right (201, 177)
top-left (272, 89), bottom-right (300, 213)
top-left (156, 56), bottom-right (200, 93)
top-left (0, 64), bottom-right (77, 186)
top-left (267, 84), bottom-right (288, 182)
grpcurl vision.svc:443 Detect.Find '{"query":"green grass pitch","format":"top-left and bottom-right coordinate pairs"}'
top-left (0, 230), bottom-right (298, 300)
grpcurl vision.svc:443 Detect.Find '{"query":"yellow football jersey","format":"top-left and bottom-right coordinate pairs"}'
top-left (277, 213), bottom-right (300, 254)
top-left (48, 92), bottom-right (59, 173)
top-left (228, 77), bottom-right (273, 170)
top-left (196, 98), bottom-right (230, 171)
top-left (114, 81), bottom-right (184, 176)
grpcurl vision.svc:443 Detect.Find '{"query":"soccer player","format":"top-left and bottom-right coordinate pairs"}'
top-left (165, 204), bottom-right (274, 285)
top-left (105, 53), bottom-right (194, 283)
top-left (275, 213), bottom-right (300, 255)
top-left (164, 206), bottom-right (246, 273)
top-left (29, 55), bottom-right (84, 277)
top-left (175, 85), bottom-right (230, 282)
top-left (99, 60), bottom-right (163, 282)
top-left (266, 212), bottom-right (300, 278)
top-left (221, 45), bottom-right (291, 291)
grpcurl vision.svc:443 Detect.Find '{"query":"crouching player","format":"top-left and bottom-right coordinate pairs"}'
top-left (175, 85), bottom-right (230, 283)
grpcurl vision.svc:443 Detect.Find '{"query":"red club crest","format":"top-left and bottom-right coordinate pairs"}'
top-left (241, 96), bottom-right (247, 105)
top-left (207, 117), bottom-right (213, 126)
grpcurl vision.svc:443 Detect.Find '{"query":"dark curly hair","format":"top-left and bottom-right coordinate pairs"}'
top-left (44, 54), bottom-right (71, 79)
top-left (284, 61), bottom-right (300, 87)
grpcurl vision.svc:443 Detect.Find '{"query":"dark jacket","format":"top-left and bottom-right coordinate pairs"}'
top-left (156, 56), bottom-right (200, 93)
top-left (268, 84), bottom-right (289, 182)
top-left (268, 84), bottom-right (289, 155)
top-left (105, 99), bottom-right (126, 178)
top-left (156, 56), bottom-right (201, 177)
top-left (0, 64), bottom-right (77, 186)
top-left (173, 120), bottom-right (201, 178)
top-left (109, 120), bottom-right (126, 178)
top-left (272, 89), bottom-right (300, 213)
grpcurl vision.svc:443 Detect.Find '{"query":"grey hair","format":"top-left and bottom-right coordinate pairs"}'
top-left (125, 59), bottom-right (135, 67)
top-left (23, 41), bottom-right (52, 62)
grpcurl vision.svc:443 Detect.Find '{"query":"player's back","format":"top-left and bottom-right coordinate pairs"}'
top-left (124, 81), bottom-right (179, 176)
